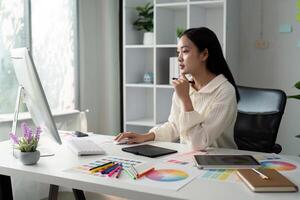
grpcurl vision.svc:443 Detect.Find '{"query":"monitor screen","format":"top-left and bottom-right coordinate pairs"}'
top-left (10, 48), bottom-right (62, 144)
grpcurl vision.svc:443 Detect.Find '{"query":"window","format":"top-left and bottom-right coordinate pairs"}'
top-left (0, 0), bottom-right (77, 114)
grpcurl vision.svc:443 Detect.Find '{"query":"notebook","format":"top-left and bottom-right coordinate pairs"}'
top-left (237, 168), bottom-right (298, 192)
top-left (121, 144), bottom-right (177, 158)
top-left (193, 155), bottom-right (260, 169)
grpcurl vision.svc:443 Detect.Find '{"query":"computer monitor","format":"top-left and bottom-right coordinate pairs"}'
top-left (10, 47), bottom-right (62, 145)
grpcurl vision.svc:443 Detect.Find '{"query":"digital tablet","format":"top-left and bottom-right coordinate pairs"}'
top-left (193, 155), bottom-right (260, 169)
top-left (122, 144), bottom-right (177, 158)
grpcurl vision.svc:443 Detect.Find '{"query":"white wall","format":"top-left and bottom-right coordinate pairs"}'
top-left (238, 0), bottom-right (300, 155)
top-left (79, 0), bottom-right (120, 135)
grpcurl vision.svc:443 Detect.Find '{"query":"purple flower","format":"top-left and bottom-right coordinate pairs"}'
top-left (21, 122), bottom-right (33, 142)
top-left (9, 133), bottom-right (19, 144)
top-left (35, 127), bottom-right (41, 142)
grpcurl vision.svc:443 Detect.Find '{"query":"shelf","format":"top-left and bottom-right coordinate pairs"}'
top-left (126, 118), bottom-right (155, 126)
top-left (125, 48), bottom-right (153, 83)
top-left (126, 83), bottom-right (154, 88)
top-left (156, 0), bottom-right (187, 4)
top-left (156, 44), bottom-right (177, 48)
top-left (125, 45), bottom-right (154, 48)
top-left (156, 84), bottom-right (173, 89)
top-left (156, 4), bottom-right (187, 45)
top-left (156, 2), bottom-right (187, 9)
top-left (190, 1), bottom-right (223, 8)
top-left (156, 88), bottom-right (173, 124)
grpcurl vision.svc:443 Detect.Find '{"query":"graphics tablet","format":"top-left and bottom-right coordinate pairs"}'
top-left (122, 144), bottom-right (177, 158)
top-left (193, 155), bottom-right (260, 169)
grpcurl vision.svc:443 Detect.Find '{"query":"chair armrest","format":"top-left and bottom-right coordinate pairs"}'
top-left (271, 143), bottom-right (282, 154)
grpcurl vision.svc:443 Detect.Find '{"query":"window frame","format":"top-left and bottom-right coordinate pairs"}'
top-left (0, 0), bottom-right (80, 120)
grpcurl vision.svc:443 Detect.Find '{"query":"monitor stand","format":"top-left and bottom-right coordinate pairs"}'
top-left (11, 85), bottom-right (55, 158)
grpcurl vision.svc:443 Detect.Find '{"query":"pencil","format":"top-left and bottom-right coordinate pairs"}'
top-left (123, 167), bottom-right (136, 180)
top-left (116, 164), bottom-right (123, 178)
top-left (137, 168), bottom-right (155, 178)
top-left (89, 162), bottom-right (113, 171)
top-left (90, 163), bottom-right (115, 174)
top-left (172, 77), bottom-right (194, 83)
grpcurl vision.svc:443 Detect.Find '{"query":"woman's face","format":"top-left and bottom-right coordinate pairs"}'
top-left (177, 35), bottom-right (208, 75)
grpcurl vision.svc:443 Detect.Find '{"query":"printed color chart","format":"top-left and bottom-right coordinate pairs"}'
top-left (146, 169), bottom-right (189, 182)
top-left (260, 161), bottom-right (297, 171)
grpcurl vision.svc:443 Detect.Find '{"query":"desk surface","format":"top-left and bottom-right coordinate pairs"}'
top-left (0, 134), bottom-right (300, 200)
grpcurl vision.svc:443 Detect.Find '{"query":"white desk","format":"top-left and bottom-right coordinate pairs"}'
top-left (0, 134), bottom-right (300, 200)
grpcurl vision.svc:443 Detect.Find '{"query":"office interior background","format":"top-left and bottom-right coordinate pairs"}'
top-left (0, 0), bottom-right (300, 198)
top-left (1, 0), bottom-right (300, 154)
top-left (0, 0), bottom-right (300, 151)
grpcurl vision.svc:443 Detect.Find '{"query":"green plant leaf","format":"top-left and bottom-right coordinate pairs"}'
top-left (294, 81), bottom-right (300, 90)
top-left (287, 94), bottom-right (300, 100)
top-left (133, 3), bottom-right (153, 32)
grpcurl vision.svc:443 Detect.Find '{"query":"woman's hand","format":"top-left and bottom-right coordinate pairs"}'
top-left (114, 132), bottom-right (155, 144)
top-left (172, 74), bottom-right (193, 111)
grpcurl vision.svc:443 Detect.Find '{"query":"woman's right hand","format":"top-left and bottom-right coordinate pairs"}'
top-left (114, 132), bottom-right (155, 144)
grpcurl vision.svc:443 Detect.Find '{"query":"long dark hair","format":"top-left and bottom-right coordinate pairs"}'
top-left (181, 27), bottom-right (240, 102)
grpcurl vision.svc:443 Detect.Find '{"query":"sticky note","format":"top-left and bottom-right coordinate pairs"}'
top-left (297, 13), bottom-right (300, 22)
top-left (279, 24), bottom-right (292, 33)
top-left (297, 0), bottom-right (300, 9)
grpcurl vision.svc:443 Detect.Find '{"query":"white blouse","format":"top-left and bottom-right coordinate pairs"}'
top-left (150, 74), bottom-right (238, 150)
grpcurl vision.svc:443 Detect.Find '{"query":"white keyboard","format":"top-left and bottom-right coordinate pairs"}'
top-left (67, 139), bottom-right (105, 156)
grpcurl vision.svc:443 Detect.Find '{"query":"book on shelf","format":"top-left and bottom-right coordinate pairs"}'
top-left (237, 168), bottom-right (298, 193)
top-left (169, 57), bottom-right (179, 84)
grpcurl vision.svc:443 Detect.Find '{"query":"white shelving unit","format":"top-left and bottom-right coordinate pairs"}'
top-left (122, 0), bottom-right (239, 132)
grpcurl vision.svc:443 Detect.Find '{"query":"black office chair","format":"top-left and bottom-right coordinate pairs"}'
top-left (234, 86), bottom-right (287, 154)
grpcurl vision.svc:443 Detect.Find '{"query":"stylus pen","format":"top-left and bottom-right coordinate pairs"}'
top-left (137, 167), bottom-right (155, 179)
top-left (172, 77), bottom-right (194, 83)
top-left (252, 168), bottom-right (269, 179)
top-left (89, 162), bottom-right (113, 171)
top-left (123, 167), bottom-right (136, 180)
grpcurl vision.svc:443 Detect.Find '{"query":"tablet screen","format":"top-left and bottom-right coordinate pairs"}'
top-left (194, 155), bottom-right (260, 166)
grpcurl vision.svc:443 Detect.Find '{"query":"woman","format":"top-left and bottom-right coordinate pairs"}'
top-left (115, 27), bottom-right (240, 150)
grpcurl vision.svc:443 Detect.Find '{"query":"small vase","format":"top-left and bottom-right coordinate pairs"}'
top-left (143, 32), bottom-right (153, 45)
top-left (19, 150), bottom-right (40, 165)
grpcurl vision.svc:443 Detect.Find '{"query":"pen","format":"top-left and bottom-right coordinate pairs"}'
top-left (108, 166), bottom-right (121, 177)
top-left (123, 167), bottom-right (136, 180)
top-left (137, 167), bottom-right (155, 179)
top-left (172, 77), bottom-right (194, 83)
top-left (101, 163), bottom-right (119, 174)
top-left (252, 168), bottom-right (269, 179)
top-left (89, 162), bottom-right (113, 171)
top-left (116, 166), bottom-right (123, 178)
top-left (90, 163), bottom-right (115, 174)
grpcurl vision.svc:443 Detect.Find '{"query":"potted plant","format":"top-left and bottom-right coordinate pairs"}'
top-left (133, 2), bottom-right (153, 45)
top-left (176, 27), bottom-right (185, 42)
top-left (9, 122), bottom-right (42, 165)
top-left (287, 81), bottom-right (300, 139)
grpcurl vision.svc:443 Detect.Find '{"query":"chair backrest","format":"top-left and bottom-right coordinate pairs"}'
top-left (234, 86), bottom-right (287, 153)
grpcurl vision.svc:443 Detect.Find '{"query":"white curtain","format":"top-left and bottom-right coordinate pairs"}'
top-left (79, 0), bottom-right (120, 134)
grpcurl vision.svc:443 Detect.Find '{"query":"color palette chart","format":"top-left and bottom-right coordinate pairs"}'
top-left (260, 161), bottom-right (297, 171)
top-left (146, 169), bottom-right (189, 182)
top-left (74, 156), bottom-right (145, 177)
top-left (198, 169), bottom-right (238, 183)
